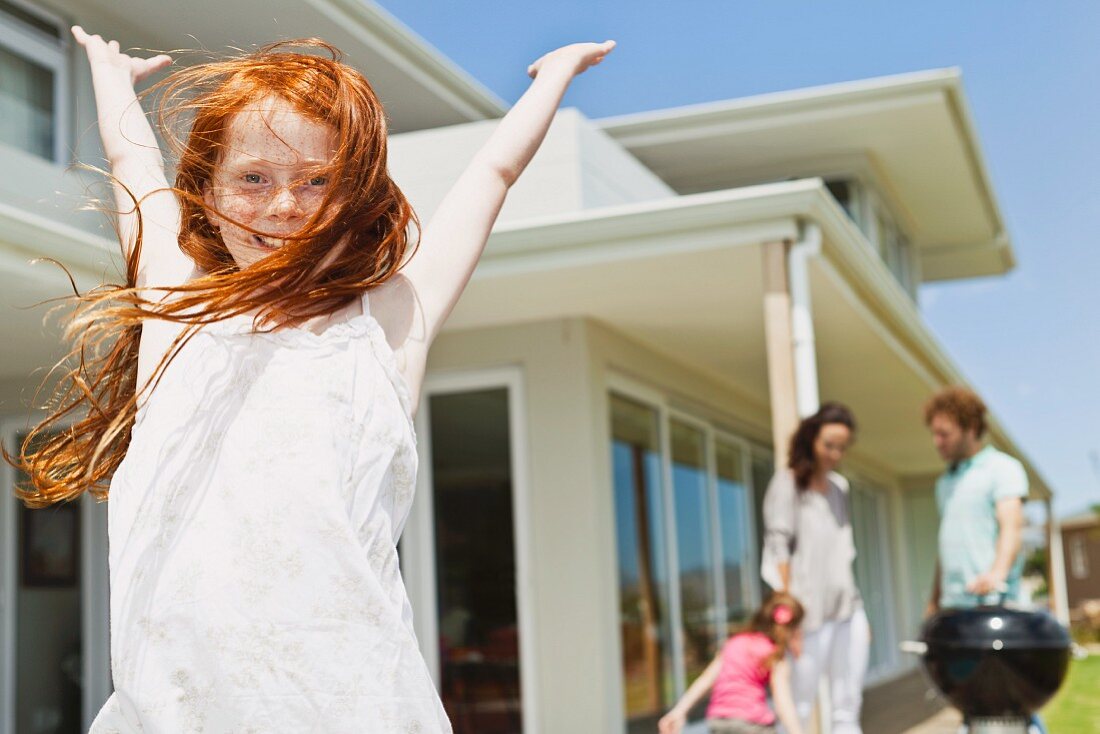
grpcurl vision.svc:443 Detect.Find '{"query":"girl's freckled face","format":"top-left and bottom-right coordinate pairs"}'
top-left (203, 96), bottom-right (338, 270)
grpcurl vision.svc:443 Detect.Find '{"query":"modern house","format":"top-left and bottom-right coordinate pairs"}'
top-left (0, 1), bottom-right (1057, 733)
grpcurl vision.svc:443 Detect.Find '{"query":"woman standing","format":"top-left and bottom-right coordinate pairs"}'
top-left (760, 403), bottom-right (869, 734)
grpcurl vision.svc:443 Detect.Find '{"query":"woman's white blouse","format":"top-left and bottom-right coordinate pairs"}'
top-left (90, 296), bottom-right (450, 733)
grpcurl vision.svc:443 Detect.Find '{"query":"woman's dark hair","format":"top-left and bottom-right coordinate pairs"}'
top-left (787, 402), bottom-right (856, 490)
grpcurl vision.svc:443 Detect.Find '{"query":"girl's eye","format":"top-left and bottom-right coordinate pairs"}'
top-left (242, 173), bottom-right (263, 184)
top-left (308, 176), bottom-right (328, 186)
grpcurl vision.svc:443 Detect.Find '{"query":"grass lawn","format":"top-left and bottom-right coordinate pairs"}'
top-left (1041, 653), bottom-right (1100, 733)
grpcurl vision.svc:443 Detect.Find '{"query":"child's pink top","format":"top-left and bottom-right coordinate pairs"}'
top-left (706, 632), bottom-right (777, 724)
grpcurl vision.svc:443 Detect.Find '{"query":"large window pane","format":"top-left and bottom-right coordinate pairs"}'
top-left (852, 483), bottom-right (893, 676)
top-left (670, 420), bottom-right (717, 686)
top-left (715, 441), bottom-right (750, 623)
top-left (611, 395), bottom-right (673, 729)
top-left (0, 43), bottom-right (54, 160)
top-left (430, 389), bottom-right (522, 734)
top-left (750, 452), bottom-right (774, 589)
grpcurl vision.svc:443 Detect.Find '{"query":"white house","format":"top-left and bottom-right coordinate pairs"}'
top-left (0, 1), bottom-right (1056, 733)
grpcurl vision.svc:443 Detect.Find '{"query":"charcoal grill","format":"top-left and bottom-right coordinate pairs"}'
top-left (902, 606), bottom-right (1070, 734)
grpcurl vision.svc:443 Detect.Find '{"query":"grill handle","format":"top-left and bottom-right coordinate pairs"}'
top-left (899, 640), bottom-right (928, 656)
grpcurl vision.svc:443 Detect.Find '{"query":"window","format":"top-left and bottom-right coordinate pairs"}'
top-left (0, 0), bottom-right (68, 162)
top-left (611, 391), bottom-right (761, 732)
top-left (427, 389), bottom-right (524, 734)
top-left (670, 420), bottom-right (717, 685)
top-left (715, 441), bottom-right (752, 621)
top-left (825, 177), bottom-right (917, 297)
top-left (1070, 535), bottom-right (1089, 580)
top-left (851, 481), bottom-right (897, 678)
top-left (612, 395), bottom-right (674, 730)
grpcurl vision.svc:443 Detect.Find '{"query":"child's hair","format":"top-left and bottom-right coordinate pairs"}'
top-left (745, 591), bottom-right (805, 670)
top-left (6, 40), bottom-right (417, 507)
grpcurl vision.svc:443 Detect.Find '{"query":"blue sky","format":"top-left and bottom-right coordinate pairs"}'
top-left (377, 1), bottom-right (1100, 517)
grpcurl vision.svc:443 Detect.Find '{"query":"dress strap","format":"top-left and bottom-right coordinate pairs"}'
top-left (361, 289), bottom-right (372, 318)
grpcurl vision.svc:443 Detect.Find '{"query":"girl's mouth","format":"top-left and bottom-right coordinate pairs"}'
top-left (251, 234), bottom-right (280, 250)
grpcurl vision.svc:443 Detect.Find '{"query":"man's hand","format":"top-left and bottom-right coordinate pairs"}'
top-left (966, 570), bottom-right (1008, 597)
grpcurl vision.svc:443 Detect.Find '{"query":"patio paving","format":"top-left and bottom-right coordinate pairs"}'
top-left (899, 707), bottom-right (963, 734)
top-left (860, 668), bottom-right (961, 734)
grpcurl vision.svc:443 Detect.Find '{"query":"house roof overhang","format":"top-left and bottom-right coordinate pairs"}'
top-left (444, 178), bottom-right (1050, 499)
top-left (598, 69), bottom-right (1014, 284)
top-left (1060, 512), bottom-right (1100, 531)
top-left (69, 0), bottom-right (506, 132)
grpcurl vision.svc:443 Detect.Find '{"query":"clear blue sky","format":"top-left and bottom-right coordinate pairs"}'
top-left (377, 1), bottom-right (1100, 517)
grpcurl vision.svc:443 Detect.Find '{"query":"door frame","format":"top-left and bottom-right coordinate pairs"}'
top-left (403, 366), bottom-right (538, 734)
top-left (0, 415), bottom-right (111, 734)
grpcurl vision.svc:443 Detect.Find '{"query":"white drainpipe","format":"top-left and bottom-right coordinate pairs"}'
top-left (1048, 512), bottom-right (1070, 625)
top-left (788, 222), bottom-right (832, 734)
top-left (789, 222), bottom-right (823, 418)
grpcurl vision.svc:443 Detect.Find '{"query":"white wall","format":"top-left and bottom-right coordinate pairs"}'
top-left (427, 318), bottom-right (618, 733)
top-left (388, 108), bottom-right (674, 223)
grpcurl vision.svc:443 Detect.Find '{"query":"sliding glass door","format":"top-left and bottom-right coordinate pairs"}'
top-left (610, 388), bottom-right (762, 733)
top-left (406, 372), bottom-right (531, 734)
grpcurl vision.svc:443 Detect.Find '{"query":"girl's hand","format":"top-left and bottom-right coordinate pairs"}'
top-left (657, 710), bottom-right (686, 734)
top-left (72, 26), bottom-right (172, 84)
top-left (527, 40), bottom-right (615, 80)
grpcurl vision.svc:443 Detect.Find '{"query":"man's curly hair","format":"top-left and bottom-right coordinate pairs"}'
top-left (923, 386), bottom-right (987, 438)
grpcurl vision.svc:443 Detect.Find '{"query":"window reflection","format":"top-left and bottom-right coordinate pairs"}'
top-left (670, 420), bottom-right (716, 689)
top-left (430, 389), bottom-right (522, 734)
top-left (716, 441), bottom-right (750, 625)
top-left (611, 394), bottom-right (673, 730)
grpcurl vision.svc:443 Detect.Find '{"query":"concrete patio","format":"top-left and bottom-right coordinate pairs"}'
top-left (861, 669), bottom-right (961, 734)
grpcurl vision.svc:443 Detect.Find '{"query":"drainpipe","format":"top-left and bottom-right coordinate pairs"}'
top-left (1047, 502), bottom-right (1070, 625)
top-left (787, 222), bottom-right (831, 734)
top-left (789, 222), bottom-right (822, 418)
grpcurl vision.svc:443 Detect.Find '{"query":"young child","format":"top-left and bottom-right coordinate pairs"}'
top-left (12, 27), bottom-right (613, 733)
top-left (659, 592), bottom-right (806, 734)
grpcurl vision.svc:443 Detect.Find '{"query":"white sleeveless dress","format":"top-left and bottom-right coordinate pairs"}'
top-left (90, 295), bottom-right (450, 733)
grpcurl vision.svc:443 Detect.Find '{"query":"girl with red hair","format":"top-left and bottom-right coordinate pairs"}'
top-left (14, 27), bottom-right (613, 732)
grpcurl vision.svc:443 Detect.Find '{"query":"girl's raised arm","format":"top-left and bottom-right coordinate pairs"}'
top-left (373, 41), bottom-right (614, 396)
top-left (72, 26), bottom-right (193, 289)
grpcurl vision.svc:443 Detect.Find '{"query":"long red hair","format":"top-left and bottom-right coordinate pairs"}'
top-left (7, 40), bottom-right (417, 507)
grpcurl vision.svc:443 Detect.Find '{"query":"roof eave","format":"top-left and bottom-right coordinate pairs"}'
top-left (308, 0), bottom-right (507, 120)
top-left (598, 69), bottom-right (1018, 286)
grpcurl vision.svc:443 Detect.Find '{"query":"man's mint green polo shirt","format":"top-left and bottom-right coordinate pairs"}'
top-left (935, 445), bottom-right (1028, 608)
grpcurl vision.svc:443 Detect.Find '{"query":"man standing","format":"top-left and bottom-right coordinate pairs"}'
top-left (924, 386), bottom-right (1027, 614)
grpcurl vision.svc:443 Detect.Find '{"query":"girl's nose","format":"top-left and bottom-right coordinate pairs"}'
top-left (268, 186), bottom-right (303, 219)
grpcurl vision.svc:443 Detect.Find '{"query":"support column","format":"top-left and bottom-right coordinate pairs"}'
top-left (761, 237), bottom-right (828, 734)
top-left (1046, 498), bottom-right (1070, 625)
top-left (762, 239), bottom-right (799, 464)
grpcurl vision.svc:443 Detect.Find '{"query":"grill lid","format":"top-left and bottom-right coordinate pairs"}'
top-left (921, 606), bottom-right (1070, 651)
